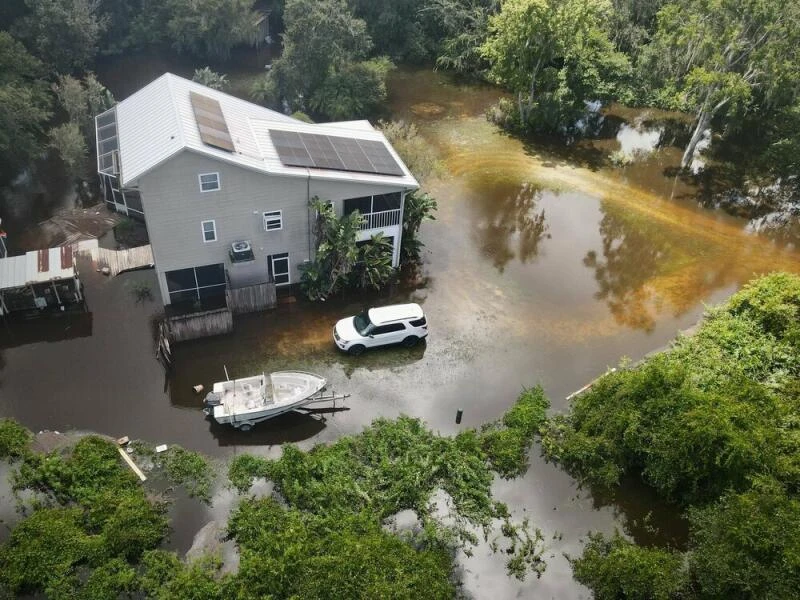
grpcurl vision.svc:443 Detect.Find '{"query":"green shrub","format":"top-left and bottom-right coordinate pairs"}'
top-left (157, 446), bottom-right (213, 501)
top-left (688, 476), bottom-right (800, 600)
top-left (0, 418), bottom-right (31, 459)
top-left (228, 454), bottom-right (272, 492)
top-left (480, 386), bottom-right (549, 478)
top-left (571, 532), bottom-right (687, 600)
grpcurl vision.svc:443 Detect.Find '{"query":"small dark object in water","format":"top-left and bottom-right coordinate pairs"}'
top-left (455, 409), bottom-right (463, 424)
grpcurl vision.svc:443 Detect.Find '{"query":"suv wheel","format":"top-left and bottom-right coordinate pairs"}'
top-left (238, 423), bottom-right (253, 432)
top-left (402, 335), bottom-right (419, 348)
top-left (348, 344), bottom-right (366, 356)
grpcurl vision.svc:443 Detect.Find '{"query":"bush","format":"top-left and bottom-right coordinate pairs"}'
top-left (379, 120), bottom-right (440, 181)
top-left (688, 476), bottom-right (800, 600)
top-left (0, 419), bottom-right (31, 459)
top-left (481, 386), bottom-right (549, 478)
top-left (541, 273), bottom-right (800, 504)
top-left (571, 532), bottom-right (688, 600)
top-left (228, 454), bottom-right (271, 492)
top-left (157, 446), bottom-right (213, 501)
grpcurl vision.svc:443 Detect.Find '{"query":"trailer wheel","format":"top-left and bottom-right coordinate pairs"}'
top-left (238, 423), bottom-right (253, 432)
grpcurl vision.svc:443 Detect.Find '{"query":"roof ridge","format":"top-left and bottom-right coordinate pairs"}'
top-left (163, 74), bottom-right (187, 149)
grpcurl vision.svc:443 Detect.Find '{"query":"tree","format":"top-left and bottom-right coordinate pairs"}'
top-left (300, 199), bottom-right (398, 300)
top-left (647, 0), bottom-right (800, 168)
top-left (17, 0), bottom-right (106, 73)
top-left (401, 191), bottom-right (437, 264)
top-left (49, 122), bottom-right (88, 180)
top-left (192, 67), bottom-right (229, 91)
top-left (0, 32), bottom-right (51, 184)
top-left (480, 0), bottom-right (629, 133)
top-left (167, 0), bottom-right (259, 60)
top-left (271, 0), bottom-right (372, 112)
top-left (309, 57), bottom-right (393, 120)
top-left (432, 0), bottom-right (498, 75)
top-left (300, 199), bottom-right (364, 300)
top-left (348, 0), bottom-right (437, 63)
top-left (353, 233), bottom-right (394, 290)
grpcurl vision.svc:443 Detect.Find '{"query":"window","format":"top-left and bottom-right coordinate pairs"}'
top-left (199, 172), bottom-right (220, 192)
top-left (165, 263), bottom-right (226, 305)
top-left (372, 323), bottom-right (406, 335)
top-left (344, 193), bottom-right (401, 215)
top-left (269, 253), bottom-right (290, 285)
top-left (263, 210), bottom-right (283, 231)
top-left (201, 220), bottom-right (217, 242)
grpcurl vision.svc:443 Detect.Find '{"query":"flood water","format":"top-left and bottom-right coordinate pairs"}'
top-left (2, 61), bottom-right (800, 598)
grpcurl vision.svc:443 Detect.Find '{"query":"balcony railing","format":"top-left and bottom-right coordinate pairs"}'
top-left (359, 209), bottom-right (401, 230)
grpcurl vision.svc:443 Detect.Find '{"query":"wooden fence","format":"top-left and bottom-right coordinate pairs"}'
top-left (96, 245), bottom-right (154, 276)
top-left (226, 282), bottom-right (277, 314)
top-left (165, 307), bottom-right (233, 342)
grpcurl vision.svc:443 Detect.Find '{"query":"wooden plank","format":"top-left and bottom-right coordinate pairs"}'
top-left (117, 447), bottom-right (147, 482)
top-left (96, 245), bottom-right (154, 276)
top-left (226, 282), bottom-right (276, 314)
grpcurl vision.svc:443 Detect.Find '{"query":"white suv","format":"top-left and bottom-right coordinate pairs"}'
top-left (333, 303), bottom-right (428, 355)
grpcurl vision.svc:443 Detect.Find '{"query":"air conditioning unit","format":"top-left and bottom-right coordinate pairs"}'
top-left (230, 240), bottom-right (254, 263)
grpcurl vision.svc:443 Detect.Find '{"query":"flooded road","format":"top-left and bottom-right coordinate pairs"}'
top-left (2, 65), bottom-right (800, 597)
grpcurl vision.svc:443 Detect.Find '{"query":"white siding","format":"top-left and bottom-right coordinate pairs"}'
top-left (137, 151), bottom-right (411, 304)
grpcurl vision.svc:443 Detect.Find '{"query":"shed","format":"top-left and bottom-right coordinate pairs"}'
top-left (0, 247), bottom-right (83, 315)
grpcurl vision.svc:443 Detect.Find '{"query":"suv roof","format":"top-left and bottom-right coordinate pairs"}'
top-left (368, 303), bottom-right (424, 326)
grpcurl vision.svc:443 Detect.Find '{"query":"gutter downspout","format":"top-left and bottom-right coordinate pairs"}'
top-left (306, 169), bottom-right (312, 260)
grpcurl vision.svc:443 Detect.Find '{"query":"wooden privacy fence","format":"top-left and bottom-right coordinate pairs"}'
top-left (226, 282), bottom-right (277, 314)
top-left (165, 307), bottom-right (233, 342)
top-left (96, 244), bottom-right (154, 276)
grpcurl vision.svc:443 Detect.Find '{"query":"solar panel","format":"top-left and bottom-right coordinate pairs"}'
top-left (190, 92), bottom-right (235, 152)
top-left (269, 130), bottom-right (314, 167)
top-left (356, 139), bottom-right (406, 176)
top-left (269, 130), bottom-right (404, 176)
top-left (302, 134), bottom-right (345, 170)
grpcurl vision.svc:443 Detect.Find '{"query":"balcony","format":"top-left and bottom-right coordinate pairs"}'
top-left (359, 209), bottom-right (401, 230)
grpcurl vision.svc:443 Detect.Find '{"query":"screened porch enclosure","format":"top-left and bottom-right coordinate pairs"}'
top-left (95, 107), bottom-right (145, 220)
top-left (343, 192), bottom-right (402, 230)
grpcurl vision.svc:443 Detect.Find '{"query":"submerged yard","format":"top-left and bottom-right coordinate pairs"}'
top-left (1, 67), bottom-right (800, 597)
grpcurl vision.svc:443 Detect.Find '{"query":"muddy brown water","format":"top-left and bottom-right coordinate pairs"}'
top-left (2, 62), bottom-right (800, 597)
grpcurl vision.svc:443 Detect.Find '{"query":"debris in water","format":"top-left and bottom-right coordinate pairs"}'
top-left (116, 435), bottom-right (130, 446)
top-left (155, 444), bottom-right (168, 453)
top-left (193, 384), bottom-right (204, 394)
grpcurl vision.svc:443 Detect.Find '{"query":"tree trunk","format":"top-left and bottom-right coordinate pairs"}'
top-left (681, 107), bottom-right (713, 169)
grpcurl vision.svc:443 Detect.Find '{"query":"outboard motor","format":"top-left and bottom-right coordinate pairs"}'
top-left (203, 392), bottom-right (222, 416)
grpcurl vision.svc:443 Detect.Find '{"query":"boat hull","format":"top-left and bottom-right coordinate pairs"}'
top-left (204, 371), bottom-right (327, 430)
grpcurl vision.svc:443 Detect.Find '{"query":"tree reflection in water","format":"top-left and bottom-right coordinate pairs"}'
top-left (474, 181), bottom-right (551, 272)
top-left (584, 201), bottom-right (670, 331)
top-left (584, 199), bottom-right (738, 331)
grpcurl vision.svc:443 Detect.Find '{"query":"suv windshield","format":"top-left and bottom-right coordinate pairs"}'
top-left (353, 312), bottom-right (372, 336)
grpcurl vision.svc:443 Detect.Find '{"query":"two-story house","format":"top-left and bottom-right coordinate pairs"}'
top-left (95, 73), bottom-right (418, 309)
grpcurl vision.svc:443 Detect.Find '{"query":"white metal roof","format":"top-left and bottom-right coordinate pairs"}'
top-left (108, 73), bottom-right (419, 190)
top-left (0, 248), bottom-right (76, 291)
top-left (368, 303), bottom-right (424, 325)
